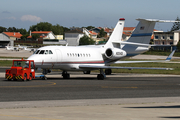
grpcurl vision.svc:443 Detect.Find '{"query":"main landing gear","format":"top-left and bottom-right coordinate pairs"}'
top-left (97, 69), bottom-right (106, 80)
top-left (62, 71), bottom-right (70, 79)
top-left (105, 69), bottom-right (112, 75)
top-left (61, 69), bottom-right (111, 80)
top-left (97, 69), bottom-right (112, 80)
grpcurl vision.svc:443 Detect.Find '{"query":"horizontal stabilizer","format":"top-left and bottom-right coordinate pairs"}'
top-left (137, 18), bottom-right (180, 23)
top-left (121, 41), bottom-right (150, 47)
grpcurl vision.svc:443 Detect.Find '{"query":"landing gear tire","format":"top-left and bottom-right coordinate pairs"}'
top-left (63, 74), bottom-right (70, 79)
top-left (62, 71), bottom-right (70, 79)
top-left (97, 74), bottom-right (104, 80)
top-left (83, 71), bottom-right (91, 74)
top-left (42, 76), bottom-right (47, 80)
top-left (105, 69), bottom-right (112, 75)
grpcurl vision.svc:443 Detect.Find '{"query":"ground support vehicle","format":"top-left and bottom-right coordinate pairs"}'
top-left (5, 59), bottom-right (35, 81)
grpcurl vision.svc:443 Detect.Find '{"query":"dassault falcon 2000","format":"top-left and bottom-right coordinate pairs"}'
top-left (27, 18), bottom-right (176, 80)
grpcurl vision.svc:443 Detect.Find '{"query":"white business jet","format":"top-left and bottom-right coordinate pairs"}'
top-left (5, 44), bottom-right (19, 51)
top-left (27, 18), bottom-right (176, 80)
top-left (24, 47), bottom-right (37, 52)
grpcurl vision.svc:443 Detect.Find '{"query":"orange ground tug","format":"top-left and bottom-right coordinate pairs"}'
top-left (5, 59), bottom-right (35, 81)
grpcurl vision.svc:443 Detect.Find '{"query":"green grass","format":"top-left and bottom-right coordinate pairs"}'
top-left (143, 50), bottom-right (180, 57)
top-left (0, 59), bottom-right (179, 75)
top-left (0, 60), bottom-right (13, 67)
top-left (111, 62), bottom-right (180, 75)
top-left (0, 56), bottom-right (27, 59)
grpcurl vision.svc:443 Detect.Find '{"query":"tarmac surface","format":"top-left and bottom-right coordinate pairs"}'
top-left (0, 72), bottom-right (180, 120)
top-left (0, 48), bottom-right (180, 120)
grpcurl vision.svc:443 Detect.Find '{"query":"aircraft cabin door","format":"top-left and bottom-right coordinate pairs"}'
top-left (55, 49), bottom-right (62, 63)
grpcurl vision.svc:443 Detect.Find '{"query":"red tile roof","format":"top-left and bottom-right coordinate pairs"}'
top-left (151, 34), bottom-right (154, 39)
top-left (123, 27), bottom-right (135, 31)
top-left (3, 32), bottom-right (22, 38)
top-left (31, 31), bottom-right (51, 34)
top-left (123, 32), bottom-right (132, 36)
top-left (27, 35), bottom-right (47, 38)
top-left (89, 31), bottom-right (98, 35)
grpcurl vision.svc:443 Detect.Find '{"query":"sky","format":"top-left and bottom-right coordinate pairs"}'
top-left (0, 0), bottom-right (180, 31)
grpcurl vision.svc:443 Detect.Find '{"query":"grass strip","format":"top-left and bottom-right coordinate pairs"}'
top-left (0, 60), bottom-right (179, 75)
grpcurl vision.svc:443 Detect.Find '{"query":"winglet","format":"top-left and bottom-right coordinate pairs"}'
top-left (166, 49), bottom-right (176, 61)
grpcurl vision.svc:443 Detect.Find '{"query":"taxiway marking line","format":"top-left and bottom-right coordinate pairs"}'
top-left (0, 114), bottom-right (61, 120)
top-left (101, 86), bottom-right (138, 89)
top-left (0, 81), bottom-right (56, 88)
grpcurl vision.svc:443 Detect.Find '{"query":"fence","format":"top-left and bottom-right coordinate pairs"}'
top-left (14, 40), bottom-right (43, 44)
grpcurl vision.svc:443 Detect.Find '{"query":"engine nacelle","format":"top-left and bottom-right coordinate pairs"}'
top-left (105, 48), bottom-right (126, 59)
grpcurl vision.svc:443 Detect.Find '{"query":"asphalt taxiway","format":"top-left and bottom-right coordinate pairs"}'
top-left (1, 72), bottom-right (180, 102)
top-left (0, 72), bottom-right (180, 120)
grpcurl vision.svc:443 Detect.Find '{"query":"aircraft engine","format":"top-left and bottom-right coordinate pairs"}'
top-left (105, 48), bottom-right (126, 60)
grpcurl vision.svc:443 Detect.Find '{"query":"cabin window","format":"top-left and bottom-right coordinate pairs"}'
top-left (39, 50), bottom-right (45, 54)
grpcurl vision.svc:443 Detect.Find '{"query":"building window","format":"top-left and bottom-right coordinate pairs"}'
top-left (170, 36), bottom-right (173, 39)
top-left (155, 36), bottom-right (158, 39)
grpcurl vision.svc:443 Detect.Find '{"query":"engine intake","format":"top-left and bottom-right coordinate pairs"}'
top-left (105, 48), bottom-right (126, 59)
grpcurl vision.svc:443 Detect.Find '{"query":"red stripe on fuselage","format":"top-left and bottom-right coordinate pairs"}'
top-left (36, 61), bottom-right (105, 64)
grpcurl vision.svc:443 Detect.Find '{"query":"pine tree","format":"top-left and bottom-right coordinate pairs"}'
top-left (170, 17), bottom-right (180, 31)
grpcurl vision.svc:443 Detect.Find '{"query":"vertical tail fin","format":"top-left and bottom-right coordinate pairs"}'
top-left (127, 19), bottom-right (156, 44)
top-left (104, 18), bottom-right (125, 48)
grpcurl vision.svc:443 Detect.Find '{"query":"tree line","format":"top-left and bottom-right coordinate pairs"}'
top-left (0, 22), bottom-right (71, 40)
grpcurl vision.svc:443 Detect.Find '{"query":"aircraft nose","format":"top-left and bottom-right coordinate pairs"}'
top-left (27, 55), bottom-right (40, 63)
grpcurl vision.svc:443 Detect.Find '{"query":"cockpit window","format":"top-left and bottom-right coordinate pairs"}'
top-left (34, 50), bottom-right (40, 54)
top-left (39, 50), bottom-right (45, 54)
top-left (45, 50), bottom-right (48, 54)
top-left (49, 50), bottom-right (53, 54)
top-left (34, 50), bottom-right (53, 55)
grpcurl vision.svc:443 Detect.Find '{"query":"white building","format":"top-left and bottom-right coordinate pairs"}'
top-left (65, 33), bottom-right (84, 46)
top-left (65, 28), bottom-right (84, 46)
top-left (28, 31), bottom-right (56, 40)
top-left (0, 32), bottom-right (22, 46)
top-left (153, 31), bottom-right (180, 46)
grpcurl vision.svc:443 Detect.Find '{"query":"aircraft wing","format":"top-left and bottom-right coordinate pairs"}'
top-left (79, 49), bottom-right (175, 71)
top-left (79, 65), bottom-right (173, 70)
top-left (115, 49), bottom-right (176, 64)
